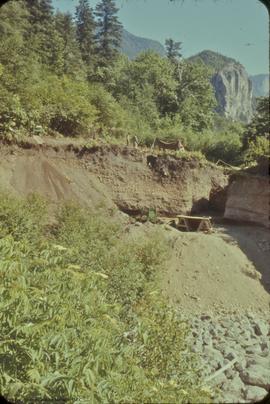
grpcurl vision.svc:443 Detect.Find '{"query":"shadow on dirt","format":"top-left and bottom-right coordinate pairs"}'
top-left (217, 221), bottom-right (270, 294)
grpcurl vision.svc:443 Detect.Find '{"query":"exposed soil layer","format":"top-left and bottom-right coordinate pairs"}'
top-left (77, 145), bottom-right (229, 216)
top-left (1, 139), bottom-right (269, 404)
top-left (0, 141), bottom-right (228, 218)
top-left (0, 140), bottom-right (269, 313)
top-left (225, 173), bottom-right (270, 228)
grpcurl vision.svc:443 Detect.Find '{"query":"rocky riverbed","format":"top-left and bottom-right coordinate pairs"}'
top-left (185, 311), bottom-right (270, 403)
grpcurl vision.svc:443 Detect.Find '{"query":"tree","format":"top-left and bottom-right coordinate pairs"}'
top-left (55, 11), bottom-right (84, 77)
top-left (174, 62), bottom-right (217, 131)
top-left (75, 0), bottom-right (96, 68)
top-left (112, 51), bottom-right (177, 121)
top-left (95, 0), bottom-right (123, 64)
top-left (165, 38), bottom-right (182, 63)
top-left (25, 0), bottom-right (63, 70)
top-left (242, 96), bottom-right (270, 159)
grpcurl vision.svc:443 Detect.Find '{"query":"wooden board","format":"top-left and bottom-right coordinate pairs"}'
top-left (159, 214), bottom-right (213, 233)
top-left (176, 214), bottom-right (212, 220)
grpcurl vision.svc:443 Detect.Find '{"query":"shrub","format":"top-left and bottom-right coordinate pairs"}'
top-left (242, 136), bottom-right (269, 163)
top-left (0, 195), bottom-right (211, 403)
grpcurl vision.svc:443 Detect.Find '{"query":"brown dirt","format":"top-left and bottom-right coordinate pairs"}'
top-left (127, 222), bottom-right (270, 316)
top-left (161, 223), bottom-right (270, 315)
top-left (0, 139), bottom-right (269, 315)
top-left (0, 140), bottom-right (228, 217)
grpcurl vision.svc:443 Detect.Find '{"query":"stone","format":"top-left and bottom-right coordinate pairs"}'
top-left (225, 351), bottom-right (237, 361)
top-left (209, 372), bottom-right (228, 387)
top-left (245, 385), bottom-right (269, 402)
top-left (261, 349), bottom-right (269, 358)
top-left (202, 335), bottom-right (213, 347)
top-left (211, 62), bottom-right (253, 123)
top-left (225, 368), bottom-right (237, 380)
top-left (254, 321), bottom-right (269, 337)
top-left (240, 364), bottom-right (270, 390)
top-left (234, 360), bottom-right (247, 373)
top-left (246, 355), bottom-right (270, 369)
top-left (201, 314), bottom-right (212, 321)
top-left (203, 346), bottom-right (225, 370)
top-left (246, 345), bottom-right (262, 355)
top-left (221, 393), bottom-right (245, 404)
top-left (260, 341), bottom-right (270, 351)
top-left (221, 374), bottom-right (246, 403)
top-left (220, 319), bottom-right (234, 329)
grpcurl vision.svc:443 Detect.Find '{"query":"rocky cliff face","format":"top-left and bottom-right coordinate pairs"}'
top-left (211, 63), bottom-right (253, 123)
top-left (250, 74), bottom-right (269, 97)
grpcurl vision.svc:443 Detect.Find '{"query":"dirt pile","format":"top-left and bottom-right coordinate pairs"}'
top-left (160, 224), bottom-right (270, 315)
top-left (0, 144), bottom-right (115, 212)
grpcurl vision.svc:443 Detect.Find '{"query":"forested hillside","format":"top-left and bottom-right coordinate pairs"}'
top-left (0, 0), bottom-right (268, 164)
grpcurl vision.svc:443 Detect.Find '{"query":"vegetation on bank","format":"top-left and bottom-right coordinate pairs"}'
top-left (0, 193), bottom-right (211, 402)
top-left (0, 0), bottom-right (268, 166)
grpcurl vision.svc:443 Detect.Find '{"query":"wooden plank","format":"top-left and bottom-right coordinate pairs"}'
top-left (176, 214), bottom-right (212, 220)
top-left (176, 217), bottom-right (190, 231)
top-left (205, 358), bottom-right (237, 382)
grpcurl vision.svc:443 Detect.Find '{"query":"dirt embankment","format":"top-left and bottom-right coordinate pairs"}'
top-left (225, 173), bottom-right (270, 228)
top-left (1, 140), bottom-right (269, 314)
top-left (0, 141), bottom-right (228, 217)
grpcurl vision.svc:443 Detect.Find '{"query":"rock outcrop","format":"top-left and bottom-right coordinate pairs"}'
top-left (211, 63), bottom-right (253, 123)
top-left (250, 74), bottom-right (269, 98)
top-left (224, 173), bottom-right (270, 228)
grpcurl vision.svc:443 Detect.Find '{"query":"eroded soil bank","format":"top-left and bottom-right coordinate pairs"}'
top-left (1, 140), bottom-right (269, 403)
top-left (0, 141), bottom-right (228, 217)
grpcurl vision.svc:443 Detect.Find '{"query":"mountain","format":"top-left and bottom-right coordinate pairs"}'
top-left (249, 74), bottom-right (269, 97)
top-left (187, 50), bottom-right (240, 72)
top-left (120, 29), bottom-right (166, 59)
top-left (188, 50), bottom-right (253, 123)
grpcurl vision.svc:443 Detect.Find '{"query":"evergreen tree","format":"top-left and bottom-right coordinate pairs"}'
top-left (165, 38), bottom-right (182, 63)
top-left (55, 11), bottom-right (84, 77)
top-left (95, 0), bottom-right (123, 64)
top-left (75, 0), bottom-right (96, 67)
top-left (25, 0), bottom-right (61, 69)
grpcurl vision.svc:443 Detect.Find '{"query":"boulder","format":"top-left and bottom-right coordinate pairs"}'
top-left (245, 385), bottom-right (268, 402)
top-left (253, 321), bottom-right (269, 337)
top-left (240, 364), bottom-right (270, 390)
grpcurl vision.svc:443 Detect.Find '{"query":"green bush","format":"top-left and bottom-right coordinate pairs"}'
top-left (0, 194), bottom-right (211, 403)
top-left (242, 136), bottom-right (269, 163)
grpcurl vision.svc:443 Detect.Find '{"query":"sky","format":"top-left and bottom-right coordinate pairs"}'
top-left (52, 0), bottom-right (269, 75)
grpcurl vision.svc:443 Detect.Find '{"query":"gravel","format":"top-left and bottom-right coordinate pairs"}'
top-left (184, 310), bottom-right (270, 403)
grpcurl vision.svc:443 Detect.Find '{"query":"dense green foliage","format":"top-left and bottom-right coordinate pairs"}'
top-left (0, 0), bottom-right (265, 166)
top-left (0, 193), bottom-right (211, 402)
top-left (242, 96), bottom-right (269, 163)
top-left (0, 0), bottom-right (215, 141)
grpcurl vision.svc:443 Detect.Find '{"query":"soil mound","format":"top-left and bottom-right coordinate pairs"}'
top-left (0, 145), bottom-right (116, 214)
top-left (160, 224), bottom-right (270, 315)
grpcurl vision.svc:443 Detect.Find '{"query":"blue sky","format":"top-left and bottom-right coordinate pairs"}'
top-left (52, 0), bottom-right (269, 75)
